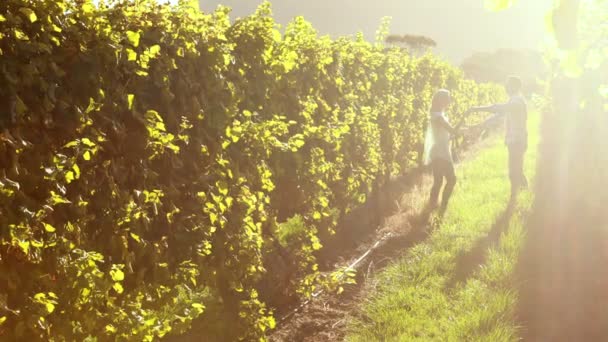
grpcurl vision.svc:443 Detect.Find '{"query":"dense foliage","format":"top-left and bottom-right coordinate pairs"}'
top-left (0, 0), bottom-right (504, 340)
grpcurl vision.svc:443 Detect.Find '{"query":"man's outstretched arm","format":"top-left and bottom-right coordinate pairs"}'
top-left (466, 103), bottom-right (510, 130)
top-left (468, 105), bottom-right (494, 113)
top-left (467, 103), bottom-right (507, 114)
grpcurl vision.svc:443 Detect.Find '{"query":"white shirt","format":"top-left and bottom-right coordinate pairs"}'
top-left (486, 95), bottom-right (528, 146)
top-left (424, 111), bottom-right (452, 164)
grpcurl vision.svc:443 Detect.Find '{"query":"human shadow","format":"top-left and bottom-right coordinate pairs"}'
top-left (446, 202), bottom-right (516, 288)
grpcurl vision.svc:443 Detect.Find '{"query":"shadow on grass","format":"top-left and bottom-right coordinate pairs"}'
top-left (446, 201), bottom-right (516, 288)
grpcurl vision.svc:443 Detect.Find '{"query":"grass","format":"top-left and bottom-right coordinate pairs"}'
top-left (346, 113), bottom-right (539, 341)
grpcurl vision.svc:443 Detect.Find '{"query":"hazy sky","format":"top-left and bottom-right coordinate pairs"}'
top-left (194, 0), bottom-right (553, 63)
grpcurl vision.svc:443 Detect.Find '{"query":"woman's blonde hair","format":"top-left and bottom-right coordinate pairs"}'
top-left (430, 89), bottom-right (451, 112)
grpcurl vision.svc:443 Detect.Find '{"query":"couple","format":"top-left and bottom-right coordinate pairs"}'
top-left (424, 76), bottom-right (528, 212)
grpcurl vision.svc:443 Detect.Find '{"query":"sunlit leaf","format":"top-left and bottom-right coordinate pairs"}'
top-left (130, 233), bottom-right (141, 243)
top-left (149, 44), bottom-right (161, 57)
top-left (192, 303), bottom-right (205, 312)
top-left (216, 180), bottom-right (228, 196)
top-left (112, 283), bottom-right (124, 294)
top-left (82, 3), bottom-right (95, 13)
top-left (17, 240), bottom-right (29, 254)
top-left (484, 0), bottom-right (517, 11)
top-left (126, 48), bottom-right (137, 61)
top-left (72, 164), bottom-right (80, 179)
top-left (50, 191), bottom-right (71, 205)
top-left (80, 139), bottom-right (95, 148)
top-left (14, 29), bottom-right (28, 41)
top-left (110, 268), bottom-right (125, 282)
top-left (65, 171), bottom-right (75, 184)
top-left (44, 223), bottom-right (56, 233)
top-left (50, 36), bottom-right (61, 46)
top-left (126, 31), bottom-right (140, 47)
top-left (19, 8), bottom-right (37, 23)
top-left (128, 94), bottom-right (135, 110)
top-left (209, 212), bottom-right (218, 224)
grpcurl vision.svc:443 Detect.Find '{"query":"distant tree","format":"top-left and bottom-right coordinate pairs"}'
top-left (385, 34), bottom-right (437, 54)
top-left (461, 48), bottom-right (548, 95)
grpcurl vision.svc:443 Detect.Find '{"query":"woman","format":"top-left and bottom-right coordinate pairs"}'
top-left (423, 89), bottom-right (460, 211)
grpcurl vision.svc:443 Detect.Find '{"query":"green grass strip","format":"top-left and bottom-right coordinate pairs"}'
top-left (347, 113), bottom-right (539, 342)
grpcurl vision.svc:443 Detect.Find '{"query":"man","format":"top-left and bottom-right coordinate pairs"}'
top-left (467, 76), bottom-right (528, 201)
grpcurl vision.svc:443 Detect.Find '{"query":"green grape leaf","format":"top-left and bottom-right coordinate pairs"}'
top-left (44, 223), bottom-right (56, 233)
top-left (65, 171), bottom-right (75, 184)
top-left (484, 0), bottom-right (516, 11)
top-left (128, 94), bottom-right (135, 110)
top-left (14, 29), bottom-right (29, 41)
top-left (110, 268), bottom-right (125, 282)
top-left (126, 48), bottom-right (137, 61)
top-left (112, 283), bottom-right (124, 294)
top-left (126, 31), bottom-right (140, 48)
top-left (19, 8), bottom-right (37, 23)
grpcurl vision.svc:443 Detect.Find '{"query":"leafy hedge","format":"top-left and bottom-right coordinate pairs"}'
top-left (0, 0), bottom-right (504, 340)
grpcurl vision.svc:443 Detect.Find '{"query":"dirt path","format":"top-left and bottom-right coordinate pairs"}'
top-left (269, 206), bottom-right (432, 342)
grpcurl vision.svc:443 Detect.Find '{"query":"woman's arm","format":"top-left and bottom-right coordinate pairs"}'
top-left (432, 115), bottom-right (459, 135)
